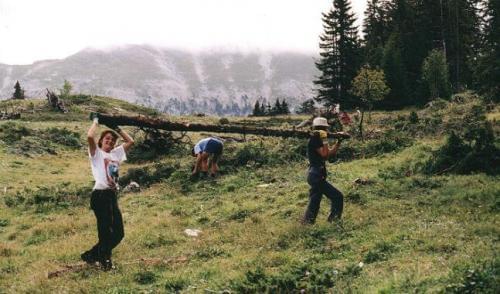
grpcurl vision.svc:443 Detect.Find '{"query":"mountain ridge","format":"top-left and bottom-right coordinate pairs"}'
top-left (0, 45), bottom-right (319, 115)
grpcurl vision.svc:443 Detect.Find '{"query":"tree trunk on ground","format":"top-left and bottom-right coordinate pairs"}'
top-left (95, 112), bottom-right (350, 139)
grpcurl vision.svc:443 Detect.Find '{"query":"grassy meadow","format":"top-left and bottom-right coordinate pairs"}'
top-left (0, 94), bottom-right (498, 293)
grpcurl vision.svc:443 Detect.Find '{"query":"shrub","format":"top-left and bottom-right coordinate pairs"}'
top-left (127, 130), bottom-right (179, 163)
top-left (164, 276), bottom-right (189, 292)
top-left (0, 122), bottom-right (31, 143)
top-left (119, 163), bottom-right (176, 187)
top-left (43, 127), bottom-right (82, 148)
top-left (445, 260), bottom-right (499, 293)
top-left (363, 241), bottom-right (396, 263)
top-left (423, 123), bottom-right (499, 175)
top-left (194, 246), bottom-right (228, 260)
top-left (134, 270), bottom-right (157, 285)
top-left (409, 111), bottom-right (419, 124)
top-left (63, 94), bottom-right (92, 105)
top-left (220, 139), bottom-right (307, 169)
top-left (4, 183), bottom-right (91, 211)
top-left (364, 130), bottom-right (413, 156)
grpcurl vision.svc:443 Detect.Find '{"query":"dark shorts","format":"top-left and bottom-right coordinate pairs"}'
top-left (205, 139), bottom-right (223, 155)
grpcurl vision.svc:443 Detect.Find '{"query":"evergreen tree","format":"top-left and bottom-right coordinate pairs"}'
top-left (443, 0), bottom-right (481, 92)
top-left (422, 49), bottom-right (452, 100)
top-left (314, 0), bottom-right (362, 108)
top-left (12, 81), bottom-right (25, 99)
top-left (266, 102), bottom-right (272, 116)
top-left (272, 98), bottom-right (282, 115)
top-left (252, 100), bottom-right (262, 116)
top-left (474, 0), bottom-right (500, 101)
top-left (281, 99), bottom-right (290, 114)
top-left (260, 102), bottom-right (266, 115)
top-left (296, 99), bottom-right (316, 114)
top-left (363, 0), bottom-right (390, 67)
top-left (381, 32), bottom-right (408, 108)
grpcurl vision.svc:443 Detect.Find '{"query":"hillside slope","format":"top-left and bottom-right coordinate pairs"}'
top-left (0, 46), bottom-right (318, 114)
top-left (0, 95), bottom-right (498, 292)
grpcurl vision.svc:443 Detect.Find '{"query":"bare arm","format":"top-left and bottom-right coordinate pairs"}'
top-left (87, 120), bottom-right (98, 157)
top-left (328, 141), bottom-right (341, 157)
top-left (316, 143), bottom-right (329, 159)
top-left (116, 128), bottom-right (134, 153)
top-left (316, 140), bottom-right (341, 159)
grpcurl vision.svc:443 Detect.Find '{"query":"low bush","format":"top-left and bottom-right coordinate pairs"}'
top-left (0, 122), bottom-right (31, 143)
top-left (133, 270), bottom-right (157, 285)
top-left (337, 130), bottom-right (414, 161)
top-left (363, 241), bottom-right (396, 264)
top-left (228, 263), bottom-right (352, 292)
top-left (118, 163), bottom-right (176, 187)
top-left (4, 183), bottom-right (92, 212)
top-left (194, 246), bottom-right (229, 260)
top-left (220, 138), bottom-right (307, 169)
top-left (127, 130), bottom-right (183, 163)
top-left (164, 276), bottom-right (189, 292)
top-left (43, 127), bottom-right (82, 148)
top-left (445, 260), bottom-right (499, 293)
top-left (62, 94), bottom-right (92, 105)
top-left (423, 122), bottom-right (499, 175)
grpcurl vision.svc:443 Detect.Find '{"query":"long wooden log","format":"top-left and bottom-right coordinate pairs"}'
top-left (94, 113), bottom-right (350, 139)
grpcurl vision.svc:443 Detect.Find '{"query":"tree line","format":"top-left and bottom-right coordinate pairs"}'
top-left (315, 0), bottom-right (499, 110)
top-left (252, 98), bottom-right (291, 116)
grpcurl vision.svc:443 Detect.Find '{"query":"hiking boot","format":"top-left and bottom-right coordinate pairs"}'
top-left (99, 259), bottom-right (115, 271)
top-left (80, 251), bottom-right (98, 264)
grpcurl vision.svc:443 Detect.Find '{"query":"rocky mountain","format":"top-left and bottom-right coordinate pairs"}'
top-left (0, 45), bottom-right (319, 115)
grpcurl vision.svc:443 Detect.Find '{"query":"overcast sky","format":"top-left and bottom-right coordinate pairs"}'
top-left (0, 0), bottom-right (367, 65)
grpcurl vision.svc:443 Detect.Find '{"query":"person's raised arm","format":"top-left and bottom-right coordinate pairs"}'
top-left (87, 117), bottom-right (99, 157)
top-left (328, 140), bottom-right (341, 157)
top-left (114, 127), bottom-right (134, 153)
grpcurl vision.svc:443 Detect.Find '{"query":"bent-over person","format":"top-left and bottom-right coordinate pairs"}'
top-left (191, 137), bottom-right (223, 178)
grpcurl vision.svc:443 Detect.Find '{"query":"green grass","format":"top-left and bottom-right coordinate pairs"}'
top-left (0, 95), bottom-right (498, 292)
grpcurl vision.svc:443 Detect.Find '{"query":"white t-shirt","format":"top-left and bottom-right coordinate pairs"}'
top-left (89, 145), bottom-right (127, 190)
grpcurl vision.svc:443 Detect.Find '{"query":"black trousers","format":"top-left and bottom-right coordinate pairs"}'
top-left (303, 166), bottom-right (344, 224)
top-left (87, 189), bottom-right (124, 261)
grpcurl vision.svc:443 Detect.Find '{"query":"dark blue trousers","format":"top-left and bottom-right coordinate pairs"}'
top-left (87, 189), bottom-right (124, 261)
top-left (303, 166), bottom-right (344, 224)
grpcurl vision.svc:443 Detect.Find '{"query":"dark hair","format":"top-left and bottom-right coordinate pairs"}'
top-left (98, 130), bottom-right (119, 148)
top-left (191, 147), bottom-right (196, 157)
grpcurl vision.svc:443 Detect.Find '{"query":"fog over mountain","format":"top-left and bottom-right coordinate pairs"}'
top-left (0, 45), bottom-right (318, 115)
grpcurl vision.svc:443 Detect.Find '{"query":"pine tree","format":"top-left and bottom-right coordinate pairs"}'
top-left (272, 99), bottom-right (282, 115)
top-left (253, 100), bottom-right (262, 116)
top-left (296, 99), bottom-right (316, 114)
top-left (474, 0), bottom-right (500, 101)
top-left (12, 81), bottom-right (25, 99)
top-left (381, 32), bottom-right (408, 108)
top-left (443, 0), bottom-right (481, 92)
top-left (422, 49), bottom-right (452, 100)
top-left (281, 99), bottom-right (290, 114)
top-left (363, 0), bottom-right (390, 67)
top-left (314, 0), bottom-right (362, 108)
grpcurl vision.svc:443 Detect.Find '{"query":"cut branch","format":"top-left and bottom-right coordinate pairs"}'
top-left (95, 112), bottom-right (350, 139)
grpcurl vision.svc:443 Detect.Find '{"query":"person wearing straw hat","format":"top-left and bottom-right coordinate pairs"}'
top-left (302, 117), bottom-right (344, 224)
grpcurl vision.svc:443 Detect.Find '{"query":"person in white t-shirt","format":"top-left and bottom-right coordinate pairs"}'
top-left (191, 137), bottom-right (224, 178)
top-left (80, 114), bottom-right (134, 270)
